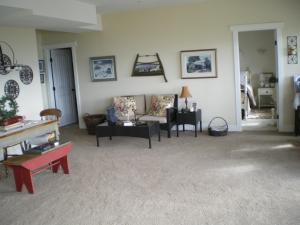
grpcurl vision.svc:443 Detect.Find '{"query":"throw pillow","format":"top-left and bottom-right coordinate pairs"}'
top-left (113, 96), bottom-right (137, 120)
top-left (148, 95), bottom-right (175, 117)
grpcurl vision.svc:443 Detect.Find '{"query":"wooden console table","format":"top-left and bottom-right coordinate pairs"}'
top-left (0, 120), bottom-right (59, 150)
top-left (4, 142), bottom-right (72, 194)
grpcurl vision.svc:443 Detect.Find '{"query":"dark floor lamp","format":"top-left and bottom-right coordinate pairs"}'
top-left (180, 86), bottom-right (192, 111)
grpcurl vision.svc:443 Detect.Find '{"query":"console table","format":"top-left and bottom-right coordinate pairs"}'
top-left (177, 109), bottom-right (202, 137)
top-left (96, 121), bottom-right (160, 149)
top-left (0, 120), bottom-right (59, 149)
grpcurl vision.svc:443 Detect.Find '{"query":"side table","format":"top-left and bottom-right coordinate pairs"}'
top-left (177, 109), bottom-right (202, 137)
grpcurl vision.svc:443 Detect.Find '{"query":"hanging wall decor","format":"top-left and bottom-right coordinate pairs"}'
top-left (89, 56), bottom-right (117, 82)
top-left (287, 36), bottom-right (298, 64)
top-left (180, 49), bottom-right (218, 79)
top-left (132, 53), bottom-right (167, 82)
top-left (0, 41), bottom-right (25, 74)
top-left (0, 54), bottom-right (12, 75)
top-left (19, 65), bottom-right (33, 85)
top-left (4, 80), bottom-right (20, 99)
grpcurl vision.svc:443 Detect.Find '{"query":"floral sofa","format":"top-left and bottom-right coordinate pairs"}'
top-left (112, 94), bottom-right (178, 138)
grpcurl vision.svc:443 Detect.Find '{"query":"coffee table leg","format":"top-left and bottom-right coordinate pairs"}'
top-left (96, 136), bottom-right (99, 147)
top-left (158, 128), bottom-right (161, 142)
top-left (148, 137), bottom-right (152, 149)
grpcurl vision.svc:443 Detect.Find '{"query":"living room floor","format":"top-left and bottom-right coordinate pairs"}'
top-left (1, 126), bottom-right (300, 225)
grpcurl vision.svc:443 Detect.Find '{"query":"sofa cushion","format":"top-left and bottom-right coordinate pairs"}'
top-left (148, 95), bottom-right (175, 117)
top-left (132, 95), bottom-right (146, 115)
top-left (139, 115), bottom-right (167, 124)
top-left (113, 96), bottom-right (136, 120)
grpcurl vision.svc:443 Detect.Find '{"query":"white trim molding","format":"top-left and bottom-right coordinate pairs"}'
top-left (231, 22), bottom-right (285, 132)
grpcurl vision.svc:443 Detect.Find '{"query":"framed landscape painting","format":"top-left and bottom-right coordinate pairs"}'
top-left (89, 56), bottom-right (117, 82)
top-left (180, 49), bottom-right (217, 79)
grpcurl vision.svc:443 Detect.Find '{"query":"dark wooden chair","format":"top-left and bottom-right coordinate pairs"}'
top-left (159, 94), bottom-right (178, 138)
top-left (40, 108), bottom-right (62, 124)
top-left (28, 108), bottom-right (62, 146)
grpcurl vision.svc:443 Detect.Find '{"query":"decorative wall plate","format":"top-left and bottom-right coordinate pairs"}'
top-left (0, 54), bottom-right (12, 75)
top-left (4, 80), bottom-right (20, 99)
top-left (19, 65), bottom-right (33, 85)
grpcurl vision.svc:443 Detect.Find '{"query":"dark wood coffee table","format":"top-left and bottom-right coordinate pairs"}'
top-left (96, 121), bottom-right (160, 149)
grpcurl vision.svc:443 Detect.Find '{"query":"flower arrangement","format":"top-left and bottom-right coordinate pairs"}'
top-left (0, 95), bottom-right (19, 120)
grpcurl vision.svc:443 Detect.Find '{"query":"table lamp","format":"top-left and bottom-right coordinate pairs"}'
top-left (180, 86), bottom-right (192, 111)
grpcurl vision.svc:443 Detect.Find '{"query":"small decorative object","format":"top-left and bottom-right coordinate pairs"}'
top-left (89, 56), bottom-right (117, 82)
top-left (259, 73), bottom-right (273, 88)
top-left (0, 95), bottom-right (19, 120)
top-left (180, 86), bottom-right (192, 111)
top-left (269, 76), bottom-right (277, 88)
top-left (106, 107), bottom-right (118, 126)
top-left (19, 65), bottom-right (33, 85)
top-left (4, 79), bottom-right (20, 99)
top-left (38, 60), bottom-right (45, 73)
top-left (208, 117), bottom-right (228, 136)
top-left (287, 36), bottom-right (298, 64)
top-left (132, 53), bottom-right (167, 82)
top-left (181, 49), bottom-right (217, 79)
top-left (0, 41), bottom-right (25, 74)
top-left (192, 102), bottom-right (197, 111)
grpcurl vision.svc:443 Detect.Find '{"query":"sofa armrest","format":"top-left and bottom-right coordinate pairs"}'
top-left (166, 107), bottom-right (178, 123)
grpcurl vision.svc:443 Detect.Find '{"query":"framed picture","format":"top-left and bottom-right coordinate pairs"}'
top-left (89, 56), bottom-right (117, 82)
top-left (38, 60), bottom-right (45, 73)
top-left (180, 49), bottom-right (217, 79)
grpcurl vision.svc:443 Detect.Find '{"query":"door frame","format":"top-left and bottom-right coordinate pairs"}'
top-left (43, 42), bottom-right (83, 128)
top-left (230, 22), bottom-right (284, 132)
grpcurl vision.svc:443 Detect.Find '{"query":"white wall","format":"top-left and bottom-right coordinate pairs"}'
top-left (0, 27), bottom-right (43, 120)
top-left (38, 0), bottom-right (300, 131)
top-left (239, 30), bottom-right (276, 97)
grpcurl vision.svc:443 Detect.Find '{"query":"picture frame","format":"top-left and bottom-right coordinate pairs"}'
top-left (180, 49), bottom-right (217, 79)
top-left (89, 56), bottom-right (117, 82)
top-left (38, 60), bottom-right (45, 73)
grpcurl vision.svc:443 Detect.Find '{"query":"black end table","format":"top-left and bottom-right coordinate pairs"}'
top-left (96, 121), bottom-right (160, 149)
top-left (177, 109), bottom-right (202, 137)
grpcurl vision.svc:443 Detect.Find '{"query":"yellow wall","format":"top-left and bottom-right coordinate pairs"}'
top-left (38, 0), bottom-right (300, 130)
top-left (0, 27), bottom-right (43, 120)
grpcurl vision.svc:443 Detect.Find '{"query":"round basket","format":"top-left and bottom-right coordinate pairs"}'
top-left (208, 117), bottom-right (228, 136)
top-left (83, 114), bottom-right (106, 135)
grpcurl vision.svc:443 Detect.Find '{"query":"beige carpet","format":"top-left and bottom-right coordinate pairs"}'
top-left (1, 127), bottom-right (300, 225)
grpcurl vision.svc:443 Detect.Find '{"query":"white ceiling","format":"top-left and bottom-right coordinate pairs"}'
top-left (77, 0), bottom-right (207, 14)
top-left (0, 0), bottom-right (206, 33)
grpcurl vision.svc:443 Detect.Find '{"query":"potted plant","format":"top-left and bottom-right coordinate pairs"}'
top-left (0, 95), bottom-right (23, 126)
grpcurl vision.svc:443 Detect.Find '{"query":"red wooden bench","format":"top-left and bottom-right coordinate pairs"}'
top-left (4, 142), bottom-right (72, 194)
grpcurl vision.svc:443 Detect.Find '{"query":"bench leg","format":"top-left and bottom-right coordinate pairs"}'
top-left (22, 169), bottom-right (34, 194)
top-left (52, 159), bottom-right (61, 173)
top-left (60, 156), bottom-right (69, 174)
top-left (12, 167), bottom-right (24, 192)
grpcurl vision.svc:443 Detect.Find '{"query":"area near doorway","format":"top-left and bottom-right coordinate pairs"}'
top-left (231, 23), bottom-right (284, 132)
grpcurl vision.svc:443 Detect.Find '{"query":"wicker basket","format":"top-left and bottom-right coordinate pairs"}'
top-left (208, 117), bottom-right (228, 136)
top-left (83, 114), bottom-right (106, 135)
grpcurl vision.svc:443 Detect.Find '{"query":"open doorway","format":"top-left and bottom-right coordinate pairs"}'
top-left (239, 30), bottom-right (277, 130)
top-left (231, 23), bottom-right (284, 132)
top-left (44, 45), bottom-right (80, 127)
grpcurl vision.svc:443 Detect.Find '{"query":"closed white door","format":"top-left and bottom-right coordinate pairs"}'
top-left (50, 48), bottom-right (78, 126)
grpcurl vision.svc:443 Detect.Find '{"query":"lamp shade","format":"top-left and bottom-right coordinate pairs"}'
top-left (180, 86), bottom-right (192, 98)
